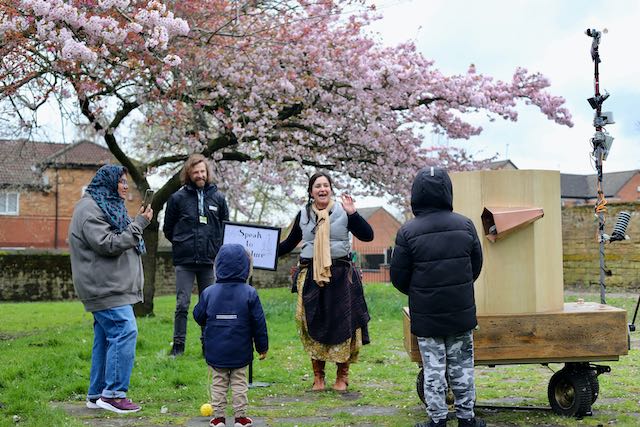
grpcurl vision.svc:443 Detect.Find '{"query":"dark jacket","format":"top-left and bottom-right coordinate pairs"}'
top-left (193, 244), bottom-right (268, 369)
top-left (390, 168), bottom-right (483, 338)
top-left (163, 182), bottom-right (229, 266)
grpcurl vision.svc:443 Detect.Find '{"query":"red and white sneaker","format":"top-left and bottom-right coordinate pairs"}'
top-left (234, 416), bottom-right (253, 426)
top-left (209, 417), bottom-right (225, 427)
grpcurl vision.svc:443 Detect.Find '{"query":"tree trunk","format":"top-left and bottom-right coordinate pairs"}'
top-left (135, 218), bottom-right (159, 317)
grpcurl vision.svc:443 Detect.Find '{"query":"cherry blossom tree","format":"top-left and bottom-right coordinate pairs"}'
top-left (0, 0), bottom-right (572, 315)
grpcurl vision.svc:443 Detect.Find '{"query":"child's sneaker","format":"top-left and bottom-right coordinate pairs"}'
top-left (96, 397), bottom-right (141, 413)
top-left (234, 416), bottom-right (253, 426)
top-left (209, 417), bottom-right (225, 427)
top-left (85, 398), bottom-right (100, 409)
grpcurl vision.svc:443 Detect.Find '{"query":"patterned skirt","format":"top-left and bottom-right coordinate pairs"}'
top-left (294, 265), bottom-right (364, 363)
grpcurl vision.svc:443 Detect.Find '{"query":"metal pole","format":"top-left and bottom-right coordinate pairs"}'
top-left (595, 149), bottom-right (606, 304)
top-left (587, 29), bottom-right (608, 304)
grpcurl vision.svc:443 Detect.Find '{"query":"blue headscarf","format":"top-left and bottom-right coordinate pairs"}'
top-left (86, 165), bottom-right (146, 254)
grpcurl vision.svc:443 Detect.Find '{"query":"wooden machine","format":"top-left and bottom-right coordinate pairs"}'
top-left (403, 169), bottom-right (630, 417)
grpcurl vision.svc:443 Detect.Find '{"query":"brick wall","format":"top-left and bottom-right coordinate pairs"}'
top-left (154, 249), bottom-right (299, 294)
top-left (0, 249), bottom-right (299, 302)
top-left (562, 202), bottom-right (640, 290)
top-left (0, 251), bottom-right (76, 300)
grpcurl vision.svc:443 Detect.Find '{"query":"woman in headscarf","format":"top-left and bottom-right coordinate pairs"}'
top-left (278, 171), bottom-right (374, 392)
top-left (68, 165), bottom-right (153, 413)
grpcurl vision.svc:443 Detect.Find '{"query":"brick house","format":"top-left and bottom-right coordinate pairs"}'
top-left (485, 159), bottom-right (518, 170)
top-left (0, 140), bottom-right (143, 249)
top-left (352, 206), bottom-right (402, 282)
top-left (561, 170), bottom-right (640, 207)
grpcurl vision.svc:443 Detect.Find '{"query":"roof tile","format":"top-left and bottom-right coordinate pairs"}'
top-left (0, 140), bottom-right (113, 187)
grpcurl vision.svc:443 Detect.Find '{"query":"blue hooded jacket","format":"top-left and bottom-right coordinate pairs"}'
top-left (193, 244), bottom-right (269, 368)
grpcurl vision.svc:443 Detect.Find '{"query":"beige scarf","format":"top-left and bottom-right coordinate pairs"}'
top-left (311, 199), bottom-right (334, 286)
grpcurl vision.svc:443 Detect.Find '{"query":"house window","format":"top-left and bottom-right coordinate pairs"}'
top-left (0, 192), bottom-right (19, 215)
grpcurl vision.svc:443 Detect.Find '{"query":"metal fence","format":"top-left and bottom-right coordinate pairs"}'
top-left (352, 244), bottom-right (393, 284)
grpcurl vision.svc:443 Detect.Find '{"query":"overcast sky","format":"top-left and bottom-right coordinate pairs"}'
top-left (369, 0), bottom-right (640, 174)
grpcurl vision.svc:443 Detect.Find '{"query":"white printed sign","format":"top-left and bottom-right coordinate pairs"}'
top-left (222, 222), bottom-right (281, 271)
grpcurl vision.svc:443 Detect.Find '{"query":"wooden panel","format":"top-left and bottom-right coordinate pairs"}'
top-left (403, 304), bottom-right (629, 365)
top-left (450, 170), bottom-right (564, 315)
top-left (403, 307), bottom-right (421, 361)
top-left (474, 302), bottom-right (628, 364)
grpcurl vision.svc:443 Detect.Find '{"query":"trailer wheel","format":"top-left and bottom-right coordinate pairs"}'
top-left (587, 370), bottom-right (599, 404)
top-left (416, 368), bottom-right (455, 406)
top-left (548, 368), bottom-right (592, 417)
top-left (416, 368), bottom-right (425, 405)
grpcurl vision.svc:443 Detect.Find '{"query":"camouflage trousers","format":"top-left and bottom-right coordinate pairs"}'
top-left (417, 330), bottom-right (476, 422)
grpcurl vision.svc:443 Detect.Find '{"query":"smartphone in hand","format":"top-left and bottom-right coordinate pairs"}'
top-left (142, 189), bottom-right (154, 209)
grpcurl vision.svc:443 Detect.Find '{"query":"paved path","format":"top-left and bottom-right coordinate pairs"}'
top-left (57, 400), bottom-right (402, 427)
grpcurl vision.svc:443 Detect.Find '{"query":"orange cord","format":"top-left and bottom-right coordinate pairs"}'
top-left (595, 184), bottom-right (607, 214)
top-left (594, 152), bottom-right (607, 241)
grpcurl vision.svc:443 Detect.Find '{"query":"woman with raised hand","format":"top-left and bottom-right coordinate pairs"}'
top-left (278, 171), bottom-right (374, 392)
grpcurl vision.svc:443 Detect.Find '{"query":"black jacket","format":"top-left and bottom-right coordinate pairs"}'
top-left (390, 168), bottom-right (483, 337)
top-left (163, 183), bottom-right (229, 266)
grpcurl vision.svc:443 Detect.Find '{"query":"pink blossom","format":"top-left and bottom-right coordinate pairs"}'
top-left (162, 54), bottom-right (181, 66)
top-left (128, 22), bottom-right (143, 33)
top-left (2, 0), bottom-right (572, 213)
top-left (146, 25), bottom-right (169, 49)
top-left (61, 39), bottom-right (97, 62)
top-left (98, 0), bottom-right (130, 10)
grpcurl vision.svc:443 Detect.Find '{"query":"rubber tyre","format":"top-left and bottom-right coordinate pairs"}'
top-left (587, 370), bottom-right (599, 404)
top-left (416, 368), bottom-right (426, 405)
top-left (415, 368), bottom-right (455, 407)
top-left (548, 368), bottom-right (593, 417)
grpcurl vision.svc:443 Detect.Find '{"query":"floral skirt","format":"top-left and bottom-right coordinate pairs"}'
top-left (295, 266), bottom-right (362, 363)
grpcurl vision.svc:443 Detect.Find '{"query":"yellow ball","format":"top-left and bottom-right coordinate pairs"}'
top-left (200, 403), bottom-right (213, 417)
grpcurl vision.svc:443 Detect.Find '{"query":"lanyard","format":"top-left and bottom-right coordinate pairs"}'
top-left (197, 189), bottom-right (204, 217)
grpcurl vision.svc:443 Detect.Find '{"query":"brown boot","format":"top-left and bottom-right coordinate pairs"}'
top-left (333, 362), bottom-right (349, 392)
top-left (311, 359), bottom-right (326, 391)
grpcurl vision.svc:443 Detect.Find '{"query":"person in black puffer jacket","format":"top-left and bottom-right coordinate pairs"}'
top-left (391, 167), bottom-right (485, 427)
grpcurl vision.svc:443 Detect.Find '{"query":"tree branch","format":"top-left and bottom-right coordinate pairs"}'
top-left (78, 95), bottom-right (145, 188)
top-left (391, 96), bottom-right (444, 111)
top-left (147, 154), bottom-right (189, 169)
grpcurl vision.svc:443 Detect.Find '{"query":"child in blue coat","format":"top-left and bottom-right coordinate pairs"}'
top-left (193, 244), bottom-right (268, 427)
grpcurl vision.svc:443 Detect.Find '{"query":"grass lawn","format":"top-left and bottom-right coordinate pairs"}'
top-left (0, 284), bottom-right (638, 427)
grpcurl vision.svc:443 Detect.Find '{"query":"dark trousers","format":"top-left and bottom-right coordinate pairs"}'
top-left (173, 264), bottom-right (214, 345)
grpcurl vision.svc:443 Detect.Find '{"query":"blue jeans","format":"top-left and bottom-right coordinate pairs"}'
top-left (173, 265), bottom-right (214, 345)
top-left (87, 305), bottom-right (138, 399)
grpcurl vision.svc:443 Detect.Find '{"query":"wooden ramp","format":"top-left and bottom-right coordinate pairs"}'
top-left (403, 303), bottom-right (629, 365)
